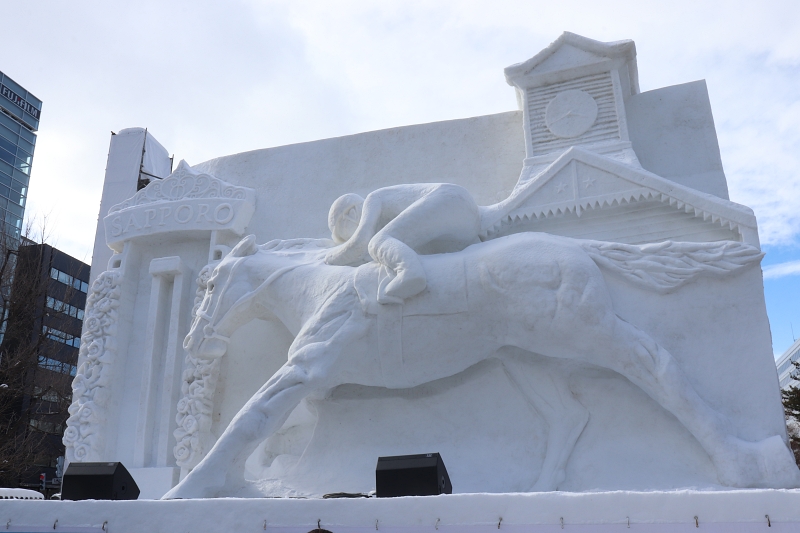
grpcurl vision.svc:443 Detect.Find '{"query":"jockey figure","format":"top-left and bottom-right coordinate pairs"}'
top-left (325, 183), bottom-right (482, 303)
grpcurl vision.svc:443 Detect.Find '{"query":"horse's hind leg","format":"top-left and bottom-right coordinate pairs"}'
top-left (596, 316), bottom-right (799, 488)
top-left (500, 354), bottom-right (588, 491)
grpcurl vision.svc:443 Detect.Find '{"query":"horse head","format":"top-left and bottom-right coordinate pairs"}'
top-left (184, 235), bottom-right (262, 359)
top-left (183, 235), bottom-right (326, 359)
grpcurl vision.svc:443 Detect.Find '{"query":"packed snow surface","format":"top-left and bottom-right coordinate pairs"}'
top-left (4, 490), bottom-right (800, 532)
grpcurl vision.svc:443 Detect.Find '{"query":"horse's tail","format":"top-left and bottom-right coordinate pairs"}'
top-left (579, 239), bottom-right (764, 293)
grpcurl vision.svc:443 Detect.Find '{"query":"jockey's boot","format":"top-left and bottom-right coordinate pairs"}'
top-left (371, 237), bottom-right (427, 304)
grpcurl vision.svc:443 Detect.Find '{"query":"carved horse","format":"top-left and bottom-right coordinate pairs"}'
top-left (164, 232), bottom-right (798, 498)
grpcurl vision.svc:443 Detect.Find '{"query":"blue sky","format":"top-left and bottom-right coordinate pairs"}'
top-left (764, 246), bottom-right (800, 355)
top-left (1, 0), bottom-right (798, 355)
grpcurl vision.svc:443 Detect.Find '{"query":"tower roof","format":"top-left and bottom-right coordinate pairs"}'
top-left (504, 32), bottom-right (638, 92)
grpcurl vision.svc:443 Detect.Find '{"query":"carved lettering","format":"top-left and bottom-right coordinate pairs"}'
top-left (105, 165), bottom-right (255, 249)
top-left (195, 204), bottom-right (213, 223)
top-left (110, 216), bottom-right (122, 237)
top-left (214, 203), bottom-right (235, 224)
top-left (175, 205), bottom-right (194, 224)
top-left (144, 209), bottom-right (157, 228)
top-left (124, 214), bottom-right (141, 232)
top-left (107, 198), bottom-right (252, 246)
top-left (114, 202), bottom-right (240, 234)
top-left (159, 206), bottom-right (172, 226)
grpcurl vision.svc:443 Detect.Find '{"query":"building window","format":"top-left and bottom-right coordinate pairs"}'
top-left (778, 347), bottom-right (800, 376)
top-left (41, 325), bottom-right (81, 349)
top-left (28, 418), bottom-right (63, 435)
top-left (33, 386), bottom-right (63, 404)
top-left (46, 296), bottom-right (84, 320)
top-left (37, 355), bottom-right (77, 376)
top-left (49, 267), bottom-right (88, 293)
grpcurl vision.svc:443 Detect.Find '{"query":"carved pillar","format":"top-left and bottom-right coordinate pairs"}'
top-left (134, 257), bottom-right (191, 467)
top-left (64, 161), bottom-right (256, 497)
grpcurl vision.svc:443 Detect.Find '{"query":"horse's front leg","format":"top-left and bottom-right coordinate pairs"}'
top-left (163, 344), bottom-right (340, 499)
top-left (164, 298), bottom-right (368, 500)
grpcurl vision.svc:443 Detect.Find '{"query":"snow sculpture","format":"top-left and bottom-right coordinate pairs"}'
top-left (164, 229), bottom-right (798, 499)
top-left (64, 32), bottom-right (793, 500)
top-left (173, 265), bottom-right (220, 470)
top-left (324, 179), bottom-right (760, 304)
top-left (63, 270), bottom-right (122, 463)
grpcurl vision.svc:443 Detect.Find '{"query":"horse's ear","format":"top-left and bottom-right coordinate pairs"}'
top-left (231, 235), bottom-right (258, 257)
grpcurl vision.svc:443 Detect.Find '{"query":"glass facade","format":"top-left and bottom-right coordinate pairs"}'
top-left (50, 267), bottom-right (89, 293)
top-left (776, 338), bottom-right (800, 389)
top-left (0, 70), bottom-right (40, 241)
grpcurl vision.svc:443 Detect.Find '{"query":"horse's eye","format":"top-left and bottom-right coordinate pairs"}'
top-left (208, 282), bottom-right (215, 292)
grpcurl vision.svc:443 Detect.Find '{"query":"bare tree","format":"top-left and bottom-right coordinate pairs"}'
top-left (0, 219), bottom-right (82, 492)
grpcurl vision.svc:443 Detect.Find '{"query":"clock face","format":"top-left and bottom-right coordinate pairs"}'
top-left (544, 90), bottom-right (598, 139)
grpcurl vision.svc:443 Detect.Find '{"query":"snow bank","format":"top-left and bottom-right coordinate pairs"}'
top-left (4, 490), bottom-right (800, 532)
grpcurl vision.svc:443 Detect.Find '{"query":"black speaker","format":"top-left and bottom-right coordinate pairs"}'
top-left (61, 462), bottom-right (140, 501)
top-left (376, 453), bottom-right (452, 497)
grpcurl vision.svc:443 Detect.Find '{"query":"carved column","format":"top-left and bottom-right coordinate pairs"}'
top-left (134, 257), bottom-right (191, 468)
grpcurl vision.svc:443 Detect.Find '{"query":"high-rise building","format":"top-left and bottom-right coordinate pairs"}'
top-left (0, 243), bottom-right (88, 492)
top-left (0, 70), bottom-right (41, 240)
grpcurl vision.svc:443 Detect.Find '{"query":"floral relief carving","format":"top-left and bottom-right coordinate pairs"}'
top-left (63, 270), bottom-right (122, 463)
top-left (109, 161), bottom-right (250, 214)
top-left (173, 263), bottom-right (221, 469)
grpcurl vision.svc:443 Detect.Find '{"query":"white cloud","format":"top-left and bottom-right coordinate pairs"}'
top-left (764, 260), bottom-right (800, 280)
top-left (0, 0), bottom-right (798, 258)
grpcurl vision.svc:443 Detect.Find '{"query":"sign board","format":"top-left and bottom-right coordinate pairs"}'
top-left (103, 161), bottom-right (256, 252)
top-left (0, 83), bottom-right (40, 120)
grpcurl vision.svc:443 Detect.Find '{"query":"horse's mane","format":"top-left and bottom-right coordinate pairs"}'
top-left (260, 238), bottom-right (336, 253)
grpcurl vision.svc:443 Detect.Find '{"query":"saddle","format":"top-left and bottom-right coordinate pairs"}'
top-left (353, 254), bottom-right (468, 389)
top-left (353, 254), bottom-right (468, 316)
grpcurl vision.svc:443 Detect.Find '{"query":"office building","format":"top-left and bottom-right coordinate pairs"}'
top-left (777, 338), bottom-right (800, 389)
top-left (0, 243), bottom-right (88, 491)
top-left (0, 70), bottom-right (41, 240)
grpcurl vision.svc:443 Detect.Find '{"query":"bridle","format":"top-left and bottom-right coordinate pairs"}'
top-left (194, 253), bottom-right (303, 346)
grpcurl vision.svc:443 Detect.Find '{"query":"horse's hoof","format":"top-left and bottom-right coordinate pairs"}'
top-left (752, 435), bottom-right (800, 488)
top-left (162, 486), bottom-right (197, 500)
top-left (715, 435), bottom-right (800, 488)
top-left (162, 483), bottom-right (216, 500)
top-left (161, 468), bottom-right (226, 500)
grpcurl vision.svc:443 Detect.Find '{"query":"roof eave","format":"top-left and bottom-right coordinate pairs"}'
top-left (504, 32), bottom-right (636, 86)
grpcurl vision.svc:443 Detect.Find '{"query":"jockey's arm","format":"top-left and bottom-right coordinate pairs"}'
top-left (325, 194), bottom-right (384, 266)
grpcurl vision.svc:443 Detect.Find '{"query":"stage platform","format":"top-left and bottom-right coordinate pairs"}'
top-left (4, 490), bottom-right (800, 532)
